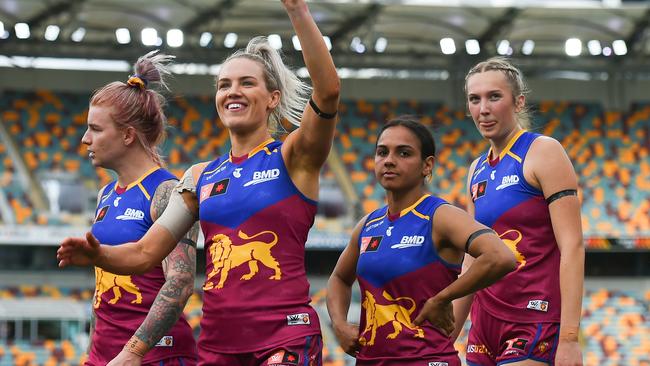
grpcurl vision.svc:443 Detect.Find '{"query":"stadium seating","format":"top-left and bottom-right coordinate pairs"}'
top-left (333, 99), bottom-right (650, 240)
top-left (0, 91), bottom-right (648, 240)
top-left (582, 288), bottom-right (650, 366)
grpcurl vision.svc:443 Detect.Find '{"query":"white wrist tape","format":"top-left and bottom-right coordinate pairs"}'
top-left (156, 189), bottom-right (197, 242)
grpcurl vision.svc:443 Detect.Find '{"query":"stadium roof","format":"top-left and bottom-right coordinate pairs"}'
top-left (1, 0), bottom-right (650, 73)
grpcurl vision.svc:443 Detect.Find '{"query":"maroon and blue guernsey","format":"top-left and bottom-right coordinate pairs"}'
top-left (195, 139), bottom-right (320, 353)
top-left (89, 167), bottom-right (197, 365)
top-left (469, 130), bottom-right (561, 323)
top-left (356, 194), bottom-right (461, 365)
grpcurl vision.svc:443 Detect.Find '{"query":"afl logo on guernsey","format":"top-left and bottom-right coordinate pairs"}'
top-left (286, 313), bottom-right (310, 325)
top-left (527, 299), bottom-right (549, 312)
top-left (155, 336), bottom-right (174, 347)
top-left (243, 169), bottom-right (280, 187)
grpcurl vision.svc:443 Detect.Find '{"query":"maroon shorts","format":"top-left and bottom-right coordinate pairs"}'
top-left (198, 335), bottom-right (322, 366)
top-left (466, 303), bottom-right (559, 366)
top-left (356, 355), bottom-right (460, 366)
top-left (143, 356), bottom-right (197, 366)
top-left (87, 355), bottom-right (197, 366)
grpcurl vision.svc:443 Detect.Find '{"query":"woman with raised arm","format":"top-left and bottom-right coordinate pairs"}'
top-left (326, 117), bottom-right (516, 366)
top-left (456, 57), bottom-right (584, 366)
top-left (81, 51), bottom-right (198, 366)
top-left (58, 1), bottom-right (339, 364)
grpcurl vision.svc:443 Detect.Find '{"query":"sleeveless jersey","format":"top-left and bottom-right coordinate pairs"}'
top-left (356, 194), bottom-right (461, 363)
top-left (88, 167), bottom-right (197, 365)
top-left (469, 130), bottom-right (561, 323)
top-left (196, 139), bottom-right (320, 353)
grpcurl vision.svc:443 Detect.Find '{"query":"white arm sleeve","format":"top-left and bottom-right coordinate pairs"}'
top-left (155, 169), bottom-right (199, 241)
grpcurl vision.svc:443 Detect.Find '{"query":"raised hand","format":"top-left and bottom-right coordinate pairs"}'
top-left (413, 297), bottom-right (455, 337)
top-left (281, 0), bottom-right (306, 12)
top-left (57, 231), bottom-right (101, 267)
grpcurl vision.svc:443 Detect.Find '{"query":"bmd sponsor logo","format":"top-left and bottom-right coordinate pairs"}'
top-left (244, 169), bottom-right (281, 187)
top-left (391, 235), bottom-right (425, 249)
top-left (496, 174), bottom-right (520, 190)
top-left (115, 208), bottom-right (145, 221)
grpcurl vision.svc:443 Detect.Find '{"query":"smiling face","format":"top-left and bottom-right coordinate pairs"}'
top-left (82, 105), bottom-right (126, 169)
top-left (374, 125), bottom-right (433, 193)
top-left (215, 57), bottom-right (280, 135)
top-left (466, 70), bottom-right (525, 142)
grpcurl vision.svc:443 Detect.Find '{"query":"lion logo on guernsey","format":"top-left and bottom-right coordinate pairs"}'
top-left (499, 229), bottom-right (526, 270)
top-left (359, 290), bottom-right (424, 346)
top-left (93, 267), bottom-right (142, 308)
top-left (203, 230), bottom-right (281, 290)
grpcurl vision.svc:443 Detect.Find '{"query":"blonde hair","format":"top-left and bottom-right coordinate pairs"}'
top-left (464, 57), bottom-right (531, 129)
top-left (221, 36), bottom-right (311, 134)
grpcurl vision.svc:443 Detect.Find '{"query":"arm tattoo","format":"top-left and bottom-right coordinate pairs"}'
top-left (150, 180), bottom-right (176, 220)
top-left (183, 222), bottom-right (199, 248)
top-left (133, 224), bottom-right (197, 349)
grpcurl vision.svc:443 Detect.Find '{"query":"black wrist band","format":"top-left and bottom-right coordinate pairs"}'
top-left (465, 228), bottom-right (494, 253)
top-left (309, 97), bottom-right (337, 119)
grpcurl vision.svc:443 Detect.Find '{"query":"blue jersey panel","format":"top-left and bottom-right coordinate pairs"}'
top-left (92, 168), bottom-right (177, 245)
top-left (470, 131), bottom-right (543, 227)
top-left (197, 140), bottom-right (315, 229)
top-left (357, 195), bottom-right (455, 288)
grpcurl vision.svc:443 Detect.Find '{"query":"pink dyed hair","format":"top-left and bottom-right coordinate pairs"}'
top-left (90, 51), bottom-right (175, 166)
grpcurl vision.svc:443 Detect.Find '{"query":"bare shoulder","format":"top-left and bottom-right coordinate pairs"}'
top-left (353, 213), bottom-right (371, 235)
top-left (190, 161), bottom-right (211, 178)
top-left (176, 161), bottom-right (212, 191)
top-left (529, 135), bottom-right (565, 154)
top-left (469, 156), bottom-right (481, 172)
top-left (95, 184), bottom-right (109, 205)
top-left (432, 203), bottom-right (470, 229)
top-left (526, 135), bottom-right (576, 192)
top-left (467, 157), bottom-right (481, 180)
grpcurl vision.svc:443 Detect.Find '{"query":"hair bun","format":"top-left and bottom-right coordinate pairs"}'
top-left (127, 75), bottom-right (147, 89)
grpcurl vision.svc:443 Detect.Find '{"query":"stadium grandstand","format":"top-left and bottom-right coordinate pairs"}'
top-left (0, 0), bottom-right (649, 365)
